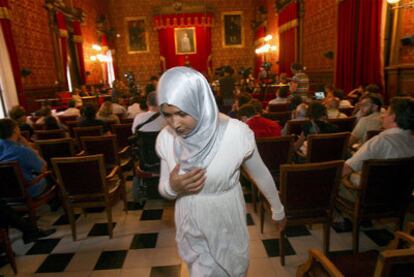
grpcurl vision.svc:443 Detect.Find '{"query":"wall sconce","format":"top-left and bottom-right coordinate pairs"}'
top-left (255, 34), bottom-right (277, 57)
top-left (387, 0), bottom-right (414, 9)
top-left (89, 44), bottom-right (111, 62)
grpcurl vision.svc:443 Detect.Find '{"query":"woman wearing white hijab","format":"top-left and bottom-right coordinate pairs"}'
top-left (156, 67), bottom-right (286, 276)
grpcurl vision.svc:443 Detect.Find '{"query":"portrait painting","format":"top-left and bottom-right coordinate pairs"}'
top-left (174, 27), bottom-right (197, 55)
top-left (222, 12), bottom-right (244, 48)
top-left (126, 17), bottom-right (149, 53)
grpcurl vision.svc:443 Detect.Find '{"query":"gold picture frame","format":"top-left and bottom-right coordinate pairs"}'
top-left (222, 12), bottom-right (244, 48)
top-left (126, 17), bottom-right (149, 53)
top-left (174, 27), bottom-right (197, 55)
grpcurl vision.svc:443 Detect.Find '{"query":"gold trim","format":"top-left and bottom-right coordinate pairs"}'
top-left (126, 16), bottom-right (149, 54)
top-left (222, 11), bottom-right (244, 48)
top-left (279, 18), bottom-right (298, 34)
top-left (0, 7), bottom-right (11, 20)
top-left (73, 35), bottom-right (83, 43)
top-left (174, 27), bottom-right (197, 55)
top-left (59, 29), bottom-right (68, 38)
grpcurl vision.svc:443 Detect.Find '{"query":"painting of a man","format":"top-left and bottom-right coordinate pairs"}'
top-left (222, 12), bottom-right (244, 48)
top-left (127, 17), bottom-right (148, 53)
top-left (175, 28), bottom-right (196, 55)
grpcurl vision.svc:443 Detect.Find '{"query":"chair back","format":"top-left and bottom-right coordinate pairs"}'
top-left (0, 161), bottom-right (26, 200)
top-left (286, 119), bottom-right (310, 136)
top-left (51, 154), bottom-right (107, 198)
top-left (359, 157), bottom-right (414, 218)
top-left (81, 96), bottom-right (98, 106)
top-left (34, 129), bottom-right (66, 140)
top-left (307, 132), bottom-right (350, 163)
top-left (256, 136), bottom-right (294, 174)
top-left (80, 135), bottom-right (119, 167)
top-left (73, 126), bottom-right (103, 146)
top-left (327, 117), bottom-right (356, 132)
top-left (268, 103), bottom-right (289, 112)
top-left (262, 111), bottom-right (291, 126)
top-left (58, 115), bottom-right (79, 125)
top-left (65, 120), bottom-right (80, 137)
top-left (339, 107), bottom-right (354, 116)
top-left (121, 118), bottom-right (134, 124)
top-left (35, 138), bottom-right (76, 168)
top-left (111, 123), bottom-right (133, 149)
top-left (280, 160), bottom-right (344, 220)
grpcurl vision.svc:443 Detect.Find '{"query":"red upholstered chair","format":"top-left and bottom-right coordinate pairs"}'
top-left (327, 117), bottom-right (356, 133)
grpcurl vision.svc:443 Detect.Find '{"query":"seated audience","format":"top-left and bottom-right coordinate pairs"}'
top-left (268, 86), bottom-right (290, 105)
top-left (127, 96), bottom-right (143, 118)
top-left (239, 103), bottom-right (281, 138)
top-left (72, 89), bottom-right (83, 107)
top-left (227, 92), bottom-right (253, 118)
top-left (80, 85), bottom-right (90, 97)
top-left (337, 97), bottom-right (414, 222)
top-left (349, 94), bottom-right (383, 146)
top-left (323, 83), bottom-right (336, 101)
top-left (112, 98), bottom-right (128, 119)
top-left (0, 119), bottom-right (48, 198)
top-left (97, 101), bottom-right (120, 124)
top-left (282, 103), bottom-right (309, 136)
top-left (325, 97), bottom-right (348, 119)
top-left (8, 105), bottom-right (33, 138)
top-left (78, 104), bottom-right (111, 135)
top-left (132, 91), bottom-right (166, 134)
top-left (35, 107), bottom-right (59, 125)
top-left (58, 100), bottom-right (81, 117)
top-left (334, 89), bottom-right (353, 108)
top-left (294, 101), bottom-right (338, 153)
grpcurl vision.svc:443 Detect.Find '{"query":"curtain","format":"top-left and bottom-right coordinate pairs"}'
top-left (0, 0), bottom-right (25, 108)
top-left (154, 13), bottom-right (213, 75)
top-left (0, 25), bottom-right (19, 114)
top-left (335, 0), bottom-right (383, 94)
top-left (278, 2), bottom-right (298, 76)
top-left (56, 11), bottom-right (68, 86)
top-left (72, 20), bottom-right (86, 84)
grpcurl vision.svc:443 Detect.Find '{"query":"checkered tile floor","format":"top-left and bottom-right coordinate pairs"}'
top-left (0, 178), bottom-right (408, 277)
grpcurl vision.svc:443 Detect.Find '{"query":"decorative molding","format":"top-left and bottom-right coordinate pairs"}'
top-left (153, 3), bottom-right (213, 15)
top-left (279, 19), bottom-right (298, 33)
top-left (0, 7), bottom-right (11, 20)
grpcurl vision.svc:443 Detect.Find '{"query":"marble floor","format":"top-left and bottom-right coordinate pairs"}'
top-left (0, 179), bottom-right (405, 277)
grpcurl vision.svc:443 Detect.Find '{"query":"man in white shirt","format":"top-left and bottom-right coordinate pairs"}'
top-left (127, 97), bottom-right (142, 119)
top-left (267, 85), bottom-right (289, 106)
top-left (112, 98), bottom-right (127, 119)
top-left (58, 100), bottom-right (81, 117)
top-left (132, 92), bottom-right (166, 133)
top-left (349, 94), bottom-right (383, 145)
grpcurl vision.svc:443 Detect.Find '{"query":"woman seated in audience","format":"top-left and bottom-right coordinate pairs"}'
top-left (35, 107), bottom-right (59, 125)
top-left (325, 97), bottom-right (348, 119)
top-left (294, 101), bottom-right (338, 155)
top-left (78, 104), bottom-right (111, 135)
top-left (127, 96), bottom-right (143, 118)
top-left (334, 89), bottom-right (353, 108)
top-left (8, 105), bottom-right (34, 138)
top-left (227, 92), bottom-right (253, 118)
top-left (72, 88), bottom-right (83, 107)
top-left (44, 115), bottom-right (68, 133)
top-left (96, 101), bottom-right (120, 124)
top-left (281, 103), bottom-right (309, 135)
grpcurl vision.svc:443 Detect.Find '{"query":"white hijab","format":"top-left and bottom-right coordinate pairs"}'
top-left (157, 67), bottom-right (228, 172)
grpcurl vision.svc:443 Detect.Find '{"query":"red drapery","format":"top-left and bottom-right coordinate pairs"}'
top-left (154, 13), bottom-right (212, 75)
top-left (254, 25), bottom-right (266, 77)
top-left (72, 20), bottom-right (85, 84)
top-left (335, 0), bottom-right (383, 94)
top-left (0, 0), bottom-right (26, 108)
top-left (56, 11), bottom-right (68, 86)
top-left (278, 2), bottom-right (298, 76)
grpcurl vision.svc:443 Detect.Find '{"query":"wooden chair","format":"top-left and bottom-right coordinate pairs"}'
top-left (327, 117), bottom-right (356, 132)
top-left (35, 138), bottom-right (76, 168)
top-left (267, 103), bottom-right (289, 112)
top-left (58, 115), bottom-right (79, 125)
top-left (339, 107), bottom-right (354, 117)
top-left (34, 129), bottom-right (67, 140)
top-left (65, 120), bottom-right (80, 137)
top-left (306, 132), bottom-right (350, 163)
top-left (0, 228), bottom-right (17, 274)
top-left (51, 154), bottom-right (127, 240)
top-left (286, 119), bottom-right (310, 137)
top-left (262, 160), bottom-right (344, 265)
top-left (243, 136), bottom-right (295, 212)
top-left (0, 161), bottom-right (57, 228)
top-left (73, 126), bottom-right (103, 147)
top-left (336, 157), bottom-right (414, 253)
top-left (297, 228), bottom-right (414, 277)
top-left (111, 123), bottom-right (133, 150)
top-left (262, 111), bottom-right (291, 126)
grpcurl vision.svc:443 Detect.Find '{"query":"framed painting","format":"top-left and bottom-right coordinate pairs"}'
top-left (174, 27), bottom-right (197, 55)
top-left (222, 12), bottom-right (244, 48)
top-left (126, 17), bottom-right (149, 53)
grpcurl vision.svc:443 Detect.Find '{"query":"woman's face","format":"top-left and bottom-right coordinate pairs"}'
top-left (161, 104), bottom-right (197, 136)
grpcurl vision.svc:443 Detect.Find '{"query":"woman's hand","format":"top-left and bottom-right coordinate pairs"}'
top-left (169, 164), bottom-right (206, 194)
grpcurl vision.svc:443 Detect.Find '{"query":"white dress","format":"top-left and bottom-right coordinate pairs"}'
top-left (156, 118), bottom-right (284, 277)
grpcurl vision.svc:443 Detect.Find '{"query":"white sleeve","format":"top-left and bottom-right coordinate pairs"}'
top-left (242, 145), bottom-right (285, 221)
top-left (156, 131), bottom-right (178, 200)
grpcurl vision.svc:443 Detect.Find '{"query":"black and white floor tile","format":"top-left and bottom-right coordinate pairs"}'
top-left (0, 179), bottom-right (410, 277)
